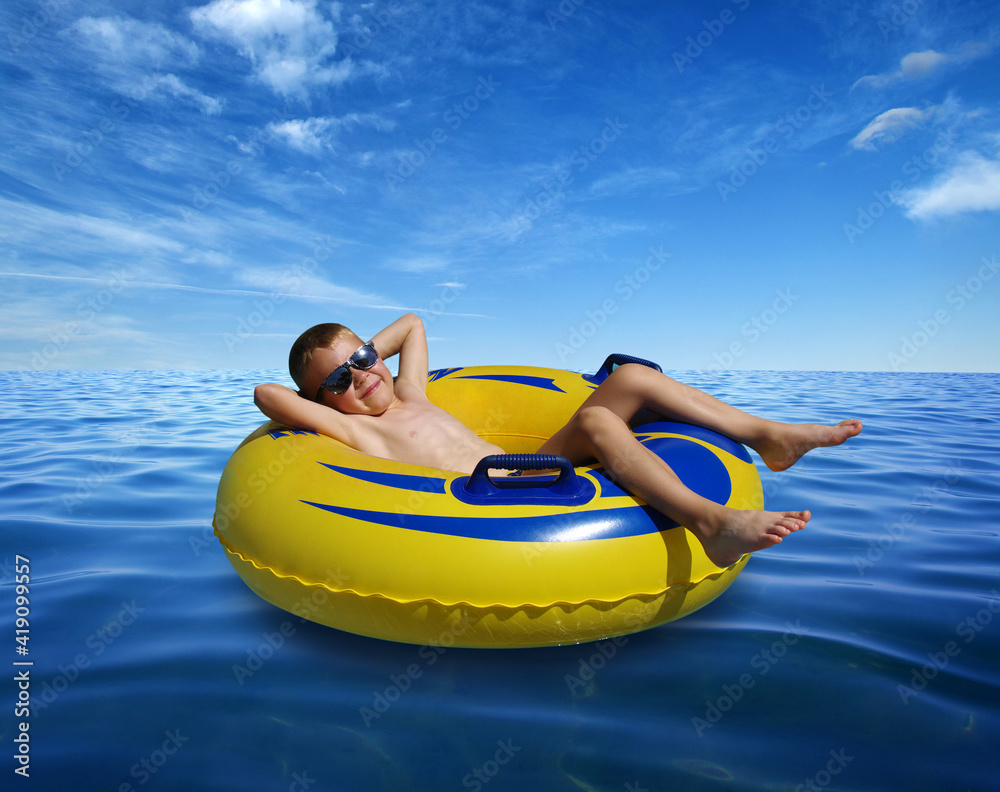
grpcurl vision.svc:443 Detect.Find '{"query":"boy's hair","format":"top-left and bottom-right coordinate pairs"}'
top-left (288, 323), bottom-right (358, 390)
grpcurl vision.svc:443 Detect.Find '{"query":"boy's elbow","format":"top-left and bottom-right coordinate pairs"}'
top-left (254, 383), bottom-right (286, 414)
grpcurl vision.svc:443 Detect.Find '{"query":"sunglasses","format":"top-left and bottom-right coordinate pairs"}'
top-left (315, 341), bottom-right (379, 399)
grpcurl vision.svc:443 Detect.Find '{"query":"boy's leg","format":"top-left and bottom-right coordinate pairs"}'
top-left (536, 404), bottom-right (809, 567)
top-left (561, 364), bottom-right (860, 472)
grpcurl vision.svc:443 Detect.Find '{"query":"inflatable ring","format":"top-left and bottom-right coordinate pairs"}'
top-left (213, 356), bottom-right (763, 648)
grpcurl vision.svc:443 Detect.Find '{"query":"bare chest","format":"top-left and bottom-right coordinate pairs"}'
top-left (358, 399), bottom-right (501, 473)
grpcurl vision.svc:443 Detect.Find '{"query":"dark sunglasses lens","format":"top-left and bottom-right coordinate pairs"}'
top-left (320, 366), bottom-right (352, 395)
top-left (354, 344), bottom-right (378, 369)
top-left (333, 367), bottom-right (354, 393)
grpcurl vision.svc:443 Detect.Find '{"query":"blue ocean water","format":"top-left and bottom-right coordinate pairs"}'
top-left (2, 368), bottom-right (999, 792)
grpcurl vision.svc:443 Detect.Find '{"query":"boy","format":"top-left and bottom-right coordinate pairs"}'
top-left (254, 313), bottom-right (862, 567)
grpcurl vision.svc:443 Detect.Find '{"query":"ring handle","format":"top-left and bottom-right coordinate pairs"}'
top-left (457, 454), bottom-right (593, 504)
top-left (584, 353), bottom-right (662, 385)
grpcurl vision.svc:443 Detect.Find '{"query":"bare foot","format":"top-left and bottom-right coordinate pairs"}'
top-left (696, 508), bottom-right (811, 568)
top-left (755, 419), bottom-right (862, 473)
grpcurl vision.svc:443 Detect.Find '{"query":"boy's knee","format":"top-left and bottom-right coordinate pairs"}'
top-left (607, 362), bottom-right (658, 387)
top-left (575, 405), bottom-right (623, 439)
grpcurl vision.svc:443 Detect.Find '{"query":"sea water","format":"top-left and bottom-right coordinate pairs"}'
top-left (1, 369), bottom-right (998, 791)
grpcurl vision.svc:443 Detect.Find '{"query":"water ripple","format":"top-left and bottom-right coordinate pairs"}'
top-left (2, 368), bottom-right (999, 791)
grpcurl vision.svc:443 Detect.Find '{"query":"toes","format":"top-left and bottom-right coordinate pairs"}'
top-left (783, 510), bottom-right (810, 524)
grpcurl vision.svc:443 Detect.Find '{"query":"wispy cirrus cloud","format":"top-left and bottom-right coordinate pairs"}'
top-left (68, 16), bottom-right (222, 114)
top-left (268, 113), bottom-right (395, 153)
top-left (587, 166), bottom-right (685, 198)
top-left (234, 266), bottom-right (401, 308)
top-left (849, 106), bottom-right (934, 151)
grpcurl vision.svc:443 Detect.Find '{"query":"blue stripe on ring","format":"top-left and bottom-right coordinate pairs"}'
top-left (450, 374), bottom-right (566, 393)
top-left (319, 464), bottom-right (447, 494)
top-left (633, 421), bottom-right (752, 464)
top-left (299, 500), bottom-right (679, 541)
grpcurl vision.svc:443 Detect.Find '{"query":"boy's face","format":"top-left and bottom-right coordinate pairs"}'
top-left (306, 335), bottom-right (395, 415)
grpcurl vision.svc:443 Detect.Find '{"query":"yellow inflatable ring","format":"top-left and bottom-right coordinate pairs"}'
top-left (213, 356), bottom-right (762, 648)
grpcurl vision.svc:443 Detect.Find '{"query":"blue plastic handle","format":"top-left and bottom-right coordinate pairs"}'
top-left (584, 353), bottom-right (662, 385)
top-left (456, 454), bottom-right (594, 505)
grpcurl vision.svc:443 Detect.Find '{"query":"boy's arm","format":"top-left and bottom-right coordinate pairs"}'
top-left (253, 382), bottom-right (361, 447)
top-left (370, 313), bottom-right (429, 394)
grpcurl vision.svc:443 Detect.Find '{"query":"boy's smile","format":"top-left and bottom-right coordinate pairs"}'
top-left (360, 378), bottom-right (381, 399)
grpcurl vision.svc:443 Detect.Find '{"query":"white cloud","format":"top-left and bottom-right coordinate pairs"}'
top-left (898, 50), bottom-right (950, 79)
top-left (898, 151), bottom-right (1000, 220)
top-left (69, 17), bottom-right (220, 114)
top-left (852, 50), bottom-right (949, 91)
top-left (588, 166), bottom-right (683, 197)
top-left (190, 0), bottom-right (353, 97)
top-left (852, 42), bottom-right (993, 91)
top-left (268, 113), bottom-right (394, 153)
top-left (269, 118), bottom-right (335, 152)
top-left (380, 256), bottom-right (451, 273)
top-left (234, 267), bottom-right (401, 308)
top-left (72, 16), bottom-right (200, 67)
top-left (849, 107), bottom-right (931, 151)
top-left (0, 197), bottom-right (186, 259)
top-left (144, 73), bottom-right (223, 115)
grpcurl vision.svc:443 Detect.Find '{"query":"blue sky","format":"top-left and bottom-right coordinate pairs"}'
top-left (2, 0), bottom-right (998, 374)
